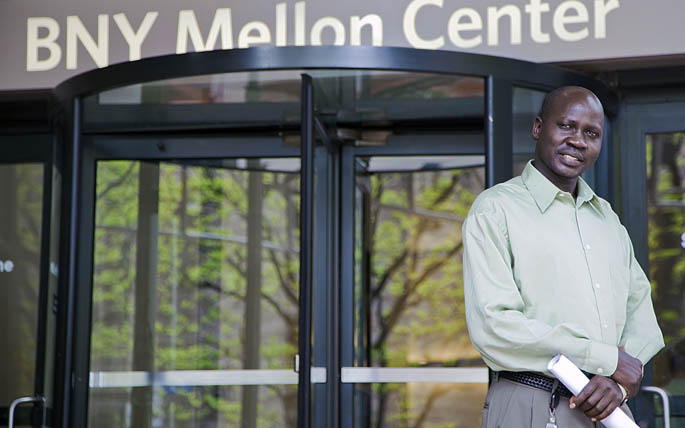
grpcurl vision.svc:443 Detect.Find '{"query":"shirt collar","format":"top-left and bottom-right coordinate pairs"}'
top-left (521, 160), bottom-right (599, 213)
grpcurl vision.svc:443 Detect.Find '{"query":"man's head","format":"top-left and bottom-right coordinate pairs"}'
top-left (532, 86), bottom-right (604, 194)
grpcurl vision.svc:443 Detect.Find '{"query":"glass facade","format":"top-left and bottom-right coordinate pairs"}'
top-left (3, 47), bottom-right (655, 428)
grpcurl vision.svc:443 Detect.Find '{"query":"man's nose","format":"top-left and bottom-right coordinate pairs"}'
top-left (567, 131), bottom-right (588, 149)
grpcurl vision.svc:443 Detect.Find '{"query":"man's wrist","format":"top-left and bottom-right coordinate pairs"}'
top-left (616, 382), bottom-right (628, 403)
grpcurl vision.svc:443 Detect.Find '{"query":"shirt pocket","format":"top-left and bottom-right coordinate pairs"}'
top-left (609, 265), bottom-right (630, 332)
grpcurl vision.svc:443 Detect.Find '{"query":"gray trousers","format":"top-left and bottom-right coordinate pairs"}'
top-left (482, 376), bottom-right (634, 428)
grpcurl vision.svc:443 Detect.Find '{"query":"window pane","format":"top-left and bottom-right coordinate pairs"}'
top-left (353, 383), bottom-right (487, 427)
top-left (96, 71), bottom-right (303, 105)
top-left (95, 70), bottom-right (483, 106)
top-left (352, 155), bottom-right (487, 426)
top-left (89, 158), bottom-right (300, 427)
top-left (512, 87), bottom-right (546, 176)
top-left (88, 385), bottom-right (297, 428)
top-left (646, 133), bottom-right (685, 394)
top-left (86, 70), bottom-right (483, 130)
top-left (0, 163), bottom-right (44, 405)
top-left (353, 156), bottom-right (485, 368)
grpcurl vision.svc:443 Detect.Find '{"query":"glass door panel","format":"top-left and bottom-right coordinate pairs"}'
top-left (645, 132), bottom-right (685, 427)
top-left (0, 143), bottom-right (59, 428)
top-left (0, 163), bottom-right (45, 428)
top-left (349, 155), bottom-right (487, 427)
top-left (0, 163), bottom-right (44, 405)
top-left (89, 158), bottom-right (301, 428)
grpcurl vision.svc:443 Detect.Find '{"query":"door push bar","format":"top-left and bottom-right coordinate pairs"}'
top-left (641, 386), bottom-right (671, 428)
top-left (8, 395), bottom-right (46, 428)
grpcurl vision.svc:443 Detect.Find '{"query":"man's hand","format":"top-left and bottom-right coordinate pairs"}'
top-left (569, 376), bottom-right (623, 422)
top-left (611, 346), bottom-right (643, 398)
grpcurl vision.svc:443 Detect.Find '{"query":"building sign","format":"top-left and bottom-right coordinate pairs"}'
top-left (1, 0), bottom-right (684, 90)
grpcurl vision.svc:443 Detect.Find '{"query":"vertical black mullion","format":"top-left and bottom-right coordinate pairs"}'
top-left (50, 111), bottom-right (65, 428)
top-left (595, 119), bottom-right (613, 202)
top-left (619, 106), bottom-right (649, 269)
top-left (72, 138), bottom-right (96, 428)
top-left (616, 105), bottom-right (650, 427)
top-left (34, 138), bottom-right (53, 407)
top-left (298, 73), bottom-right (314, 428)
top-left (485, 77), bottom-right (513, 188)
top-left (61, 96), bottom-right (97, 428)
top-left (339, 147), bottom-right (355, 428)
top-left (55, 96), bottom-right (81, 428)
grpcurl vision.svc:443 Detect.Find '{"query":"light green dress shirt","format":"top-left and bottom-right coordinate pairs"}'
top-left (463, 161), bottom-right (664, 376)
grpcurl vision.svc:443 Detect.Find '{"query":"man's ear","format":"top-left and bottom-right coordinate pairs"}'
top-left (532, 116), bottom-right (543, 140)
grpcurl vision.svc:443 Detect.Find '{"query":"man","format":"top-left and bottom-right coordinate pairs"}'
top-left (463, 86), bottom-right (664, 427)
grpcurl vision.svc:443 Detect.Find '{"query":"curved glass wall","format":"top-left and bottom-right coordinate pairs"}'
top-left (82, 70), bottom-right (483, 131)
top-left (82, 67), bottom-right (488, 428)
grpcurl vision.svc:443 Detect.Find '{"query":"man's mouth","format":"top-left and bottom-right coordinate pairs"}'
top-left (560, 153), bottom-right (582, 165)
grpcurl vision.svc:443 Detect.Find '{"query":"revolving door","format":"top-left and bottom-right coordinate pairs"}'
top-left (39, 46), bottom-right (618, 428)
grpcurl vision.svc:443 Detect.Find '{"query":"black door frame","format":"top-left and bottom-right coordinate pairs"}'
top-left (52, 45), bottom-right (617, 428)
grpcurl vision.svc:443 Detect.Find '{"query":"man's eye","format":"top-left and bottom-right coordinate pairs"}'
top-left (585, 130), bottom-right (599, 138)
top-left (559, 123), bottom-right (571, 129)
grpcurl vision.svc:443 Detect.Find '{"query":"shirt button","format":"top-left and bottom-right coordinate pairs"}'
top-left (595, 283), bottom-right (601, 289)
top-left (585, 244), bottom-right (591, 250)
top-left (603, 324), bottom-right (609, 329)
top-left (597, 368), bottom-right (604, 374)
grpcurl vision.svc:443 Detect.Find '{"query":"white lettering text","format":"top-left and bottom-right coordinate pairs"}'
top-left (26, 17), bottom-right (62, 71)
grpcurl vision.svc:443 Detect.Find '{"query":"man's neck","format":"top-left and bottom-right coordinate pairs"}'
top-left (531, 160), bottom-right (579, 198)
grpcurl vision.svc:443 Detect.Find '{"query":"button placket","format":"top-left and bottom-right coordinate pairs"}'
top-left (576, 206), bottom-right (608, 341)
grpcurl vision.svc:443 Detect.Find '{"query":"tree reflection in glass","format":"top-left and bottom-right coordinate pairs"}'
top-left (646, 133), bottom-right (685, 404)
top-left (353, 156), bottom-right (487, 427)
top-left (89, 158), bottom-right (300, 428)
top-left (0, 163), bottom-right (44, 406)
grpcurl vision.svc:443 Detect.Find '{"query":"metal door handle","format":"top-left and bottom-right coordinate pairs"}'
top-left (8, 395), bottom-right (46, 428)
top-left (641, 386), bottom-right (671, 428)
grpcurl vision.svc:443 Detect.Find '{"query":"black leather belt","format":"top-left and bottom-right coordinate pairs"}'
top-left (498, 371), bottom-right (573, 398)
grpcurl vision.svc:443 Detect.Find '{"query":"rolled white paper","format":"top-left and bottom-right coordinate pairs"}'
top-left (547, 354), bottom-right (638, 428)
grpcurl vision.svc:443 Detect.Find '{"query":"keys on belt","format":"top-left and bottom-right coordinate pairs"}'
top-left (546, 388), bottom-right (560, 428)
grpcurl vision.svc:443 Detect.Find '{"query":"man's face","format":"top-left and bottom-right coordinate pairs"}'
top-left (532, 91), bottom-right (604, 185)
